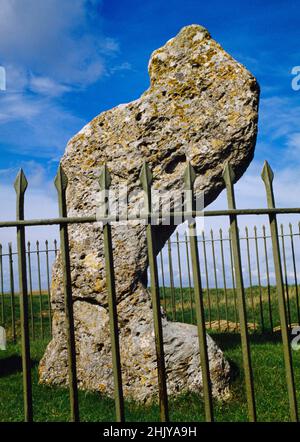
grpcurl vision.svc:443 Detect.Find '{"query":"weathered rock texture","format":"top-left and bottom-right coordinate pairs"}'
top-left (39, 24), bottom-right (259, 402)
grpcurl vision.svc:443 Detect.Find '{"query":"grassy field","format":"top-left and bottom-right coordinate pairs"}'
top-left (0, 289), bottom-right (300, 422)
top-left (161, 285), bottom-right (300, 332)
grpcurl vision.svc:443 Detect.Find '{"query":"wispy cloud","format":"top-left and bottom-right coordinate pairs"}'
top-left (109, 62), bottom-right (133, 75)
top-left (0, 160), bottom-right (58, 251)
top-left (29, 76), bottom-right (71, 97)
top-left (0, 0), bottom-right (117, 88)
top-left (260, 97), bottom-right (300, 137)
top-left (0, 89), bottom-right (84, 155)
top-left (0, 0), bottom-right (131, 159)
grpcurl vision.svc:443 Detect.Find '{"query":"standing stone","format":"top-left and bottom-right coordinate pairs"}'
top-left (39, 24), bottom-right (259, 402)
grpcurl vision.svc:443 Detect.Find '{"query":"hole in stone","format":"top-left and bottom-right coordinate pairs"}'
top-left (97, 343), bottom-right (104, 352)
top-left (164, 153), bottom-right (186, 174)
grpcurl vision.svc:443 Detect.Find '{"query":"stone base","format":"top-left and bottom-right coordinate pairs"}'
top-left (39, 285), bottom-right (231, 403)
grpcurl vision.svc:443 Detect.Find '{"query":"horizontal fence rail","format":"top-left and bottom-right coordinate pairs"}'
top-left (0, 160), bottom-right (299, 423)
top-left (1, 207), bottom-right (300, 228)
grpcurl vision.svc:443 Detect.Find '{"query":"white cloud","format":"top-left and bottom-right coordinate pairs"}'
top-left (285, 132), bottom-right (300, 161)
top-left (0, 160), bottom-right (58, 284)
top-left (29, 76), bottom-right (71, 97)
top-left (100, 37), bottom-right (120, 54)
top-left (0, 90), bottom-right (84, 154)
top-left (0, 162), bottom-right (58, 252)
top-left (0, 93), bottom-right (42, 123)
top-left (4, 64), bottom-right (29, 92)
top-left (204, 156), bottom-right (300, 228)
top-left (259, 96), bottom-right (300, 141)
top-left (0, 1), bottom-right (131, 158)
top-left (109, 62), bottom-right (133, 75)
top-left (0, 0), bottom-right (119, 88)
top-left (0, 179), bottom-right (58, 292)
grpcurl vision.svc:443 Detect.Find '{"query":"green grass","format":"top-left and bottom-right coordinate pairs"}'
top-left (0, 292), bottom-right (51, 341)
top-left (0, 290), bottom-right (300, 422)
top-left (1, 333), bottom-right (299, 422)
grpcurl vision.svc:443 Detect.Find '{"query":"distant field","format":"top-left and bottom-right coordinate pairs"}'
top-left (2, 284), bottom-right (299, 336)
top-left (160, 285), bottom-right (300, 332)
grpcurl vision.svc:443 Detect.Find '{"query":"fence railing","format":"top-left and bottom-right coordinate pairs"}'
top-left (157, 223), bottom-right (300, 333)
top-left (0, 160), bottom-right (299, 423)
top-left (0, 240), bottom-right (57, 342)
top-left (3, 223), bottom-right (300, 341)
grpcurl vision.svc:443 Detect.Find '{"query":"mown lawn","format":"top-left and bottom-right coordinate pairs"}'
top-left (0, 290), bottom-right (300, 422)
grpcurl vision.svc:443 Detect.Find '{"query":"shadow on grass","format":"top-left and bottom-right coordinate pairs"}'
top-left (0, 356), bottom-right (22, 377)
top-left (211, 330), bottom-right (283, 351)
top-left (0, 355), bottom-right (39, 377)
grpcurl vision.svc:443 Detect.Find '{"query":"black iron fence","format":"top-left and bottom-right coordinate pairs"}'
top-left (0, 240), bottom-right (57, 342)
top-left (3, 224), bottom-right (300, 341)
top-left (158, 223), bottom-right (300, 333)
top-left (0, 160), bottom-right (299, 423)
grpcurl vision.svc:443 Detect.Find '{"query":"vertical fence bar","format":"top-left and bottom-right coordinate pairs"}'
top-left (27, 242), bottom-right (35, 340)
top-left (262, 226), bottom-right (273, 331)
top-left (99, 165), bottom-right (125, 422)
top-left (229, 229), bottom-right (238, 328)
top-left (8, 242), bottom-right (16, 343)
top-left (0, 244), bottom-right (4, 325)
top-left (219, 228), bottom-right (228, 330)
top-left (245, 227), bottom-right (256, 330)
top-left (202, 231), bottom-right (211, 328)
top-left (176, 232), bottom-right (185, 322)
top-left (254, 226), bottom-right (264, 332)
top-left (223, 163), bottom-right (256, 422)
top-left (140, 162), bottom-right (169, 422)
top-left (167, 239), bottom-right (176, 321)
top-left (36, 241), bottom-right (44, 339)
top-left (261, 161), bottom-right (298, 422)
top-left (45, 240), bottom-right (52, 335)
top-left (185, 232), bottom-right (194, 324)
top-left (14, 169), bottom-right (33, 422)
top-left (54, 239), bottom-right (58, 257)
top-left (159, 251), bottom-right (167, 311)
top-left (211, 229), bottom-right (220, 331)
top-left (54, 165), bottom-right (79, 422)
top-left (280, 224), bottom-right (291, 328)
top-left (289, 223), bottom-right (300, 325)
top-left (184, 162), bottom-right (213, 422)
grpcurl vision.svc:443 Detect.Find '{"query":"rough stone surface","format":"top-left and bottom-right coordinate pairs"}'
top-left (39, 24), bottom-right (259, 402)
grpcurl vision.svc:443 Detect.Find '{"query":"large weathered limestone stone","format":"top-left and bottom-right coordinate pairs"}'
top-left (39, 25), bottom-right (259, 402)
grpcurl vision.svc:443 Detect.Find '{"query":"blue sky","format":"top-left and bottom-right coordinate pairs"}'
top-left (0, 0), bottom-right (300, 232)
